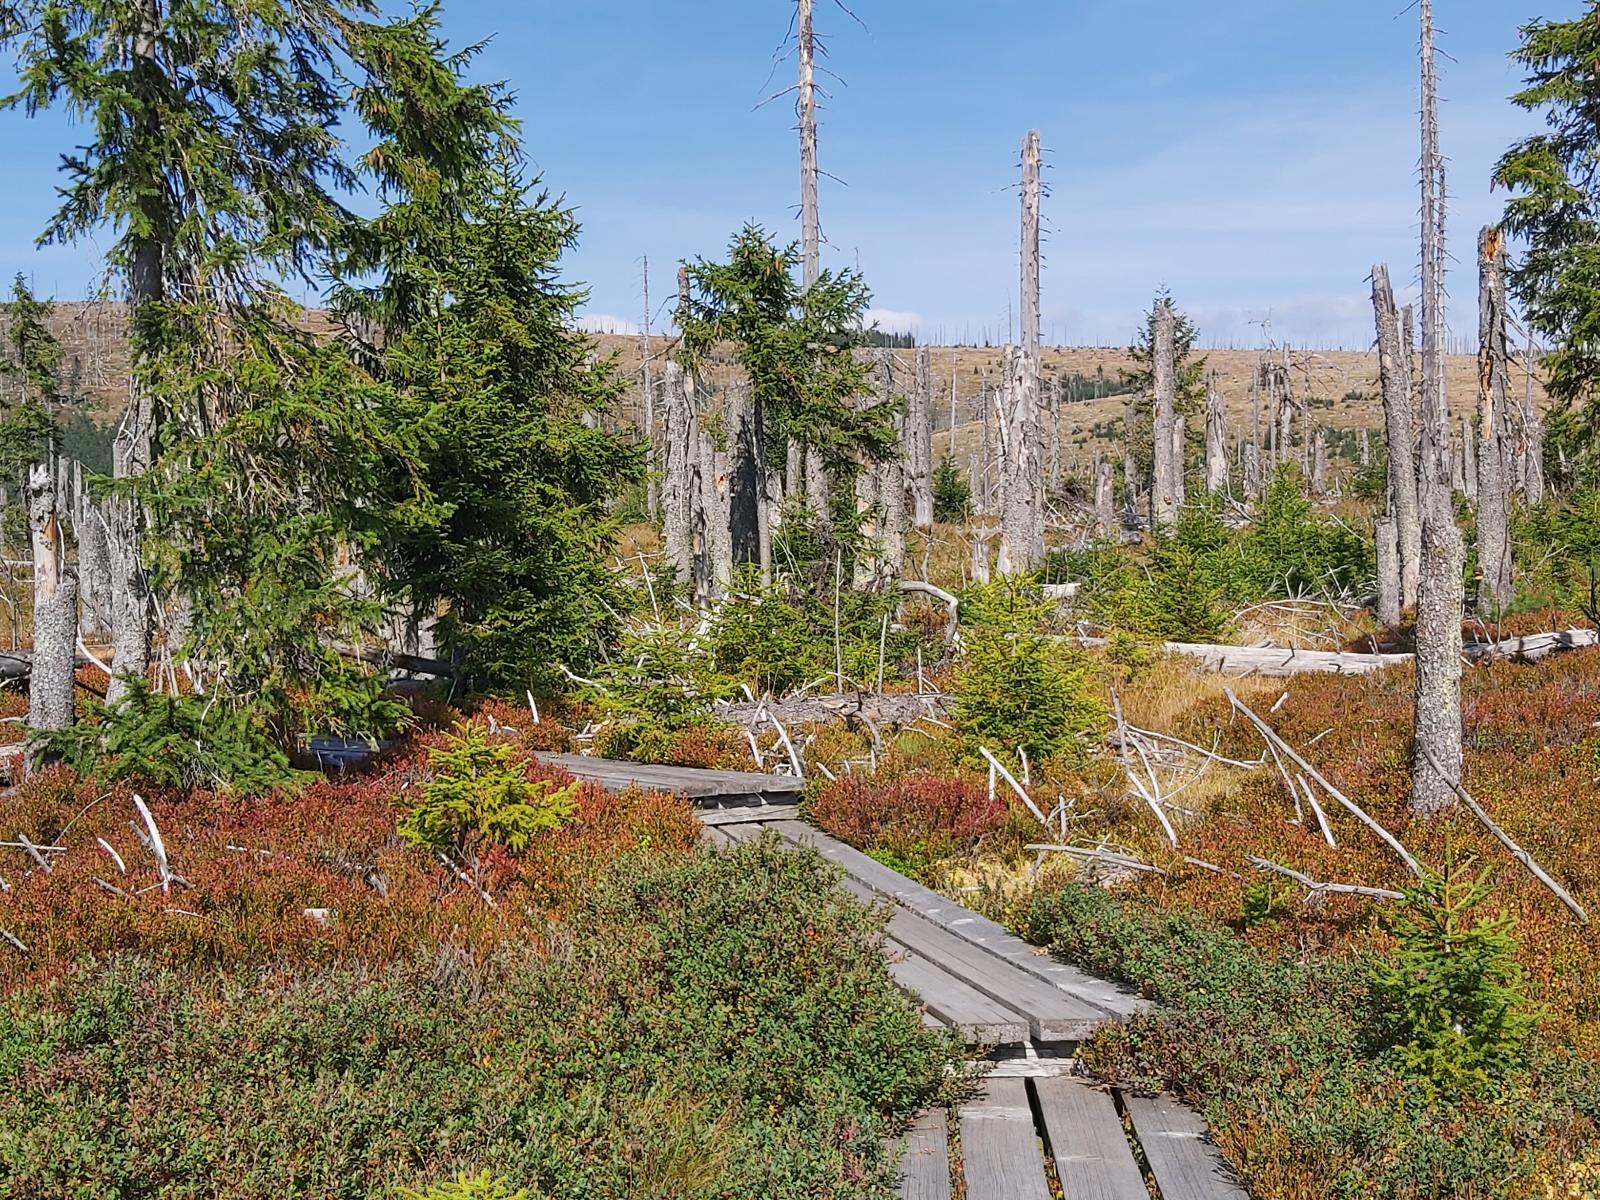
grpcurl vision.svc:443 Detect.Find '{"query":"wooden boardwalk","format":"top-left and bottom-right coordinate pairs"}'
top-left (544, 753), bottom-right (1248, 1199)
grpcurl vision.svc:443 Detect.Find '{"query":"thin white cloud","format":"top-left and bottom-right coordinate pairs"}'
top-left (865, 307), bottom-right (924, 334)
top-left (575, 313), bottom-right (640, 335)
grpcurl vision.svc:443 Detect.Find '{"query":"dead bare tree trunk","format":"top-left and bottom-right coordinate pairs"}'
top-left (1413, 0), bottom-right (1465, 816)
top-left (1204, 372), bottom-right (1227, 494)
top-left (661, 361), bottom-right (696, 584)
top-left (1149, 303), bottom-right (1179, 534)
top-left (1311, 428), bottom-right (1329, 496)
top-left (1521, 331), bottom-right (1545, 505)
top-left (1372, 264), bottom-right (1422, 610)
top-left (1094, 457), bottom-right (1117, 538)
top-left (700, 421), bottom-right (731, 597)
top-left (998, 130), bottom-right (1044, 574)
top-left (641, 257), bottom-right (658, 521)
top-left (1376, 515), bottom-right (1402, 628)
top-left (909, 346), bottom-right (934, 529)
top-left (27, 458), bottom-right (78, 746)
top-left (1475, 225), bottom-right (1514, 612)
top-left (1242, 440), bottom-right (1261, 500)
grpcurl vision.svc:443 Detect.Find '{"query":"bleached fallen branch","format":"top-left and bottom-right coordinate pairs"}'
top-left (95, 837), bottom-right (126, 874)
top-left (1297, 775), bottom-right (1337, 848)
top-left (131, 793), bottom-right (173, 893)
top-left (436, 852), bottom-right (497, 909)
top-left (1247, 856), bottom-right (1405, 902)
top-left (756, 703), bottom-right (804, 778)
top-left (897, 579), bottom-right (959, 641)
top-left (977, 745), bottom-right (1051, 829)
top-left (1026, 844), bottom-right (1165, 874)
top-left (1110, 692), bottom-right (1178, 847)
top-left (0, 926), bottom-right (26, 954)
top-left (14, 834), bottom-right (52, 874)
top-left (1225, 689), bottom-right (1422, 879)
top-left (1421, 744), bottom-right (1589, 924)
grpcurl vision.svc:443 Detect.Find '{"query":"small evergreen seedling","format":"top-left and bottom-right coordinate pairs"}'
top-left (932, 456), bottom-right (971, 523)
top-left (399, 724), bottom-right (579, 855)
top-left (1369, 853), bottom-right (1537, 1095)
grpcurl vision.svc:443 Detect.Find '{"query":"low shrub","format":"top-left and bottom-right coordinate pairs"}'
top-left (808, 772), bottom-right (1019, 876)
top-left (398, 722), bottom-right (581, 855)
top-left (0, 838), bottom-right (964, 1199)
top-left (952, 577), bottom-right (1105, 761)
top-left (1026, 884), bottom-right (1600, 1200)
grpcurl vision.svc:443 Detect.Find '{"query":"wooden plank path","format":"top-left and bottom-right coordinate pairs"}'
top-left (541, 752), bottom-right (1248, 1199)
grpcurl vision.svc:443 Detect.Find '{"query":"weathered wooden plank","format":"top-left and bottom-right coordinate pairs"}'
top-left (888, 947), bottom-right (1029, 1046)
top-left (885, 906), bottom-right (1110, 1040)
top-left (717, 821), bottom-right (767, 844)
top-left (959, 1077), bottom-right (1051, 1200)
top-left (1033, 1077), bottom-right (1147, 1200)
top-left (767, 821), bottom-right (1142, 1021)
top-left (898, 1108), bottom-right (952, 1200)
top-left (699, 804), bottom-right (802, 826)
top-left (535, 752), bottom-right (805, 799)
top-left (700, 824), bottom-right (733, 847)
top-left (1124, 1092), bottom-right (1248, 1200)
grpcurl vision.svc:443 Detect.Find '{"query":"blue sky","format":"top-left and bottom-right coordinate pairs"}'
top-left (0, 1), bottom-right (1558, 348)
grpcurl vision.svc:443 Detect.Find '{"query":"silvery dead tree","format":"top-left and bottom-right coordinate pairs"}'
top-left (1521, 331), bottom-right (1545, 504)
top-left (908, 346), bottom-right (934, 529)
top-left (1121, 393), bottom-right (1141, 518)
top-left (854, 348), bottom-right (905, 584)
top-left (27, 455), bottom-right (77, 747)
top-left (641, 256), bottom-right (658, 520)
top-left (1476, 225), bottom-right (1514, 612)
top-left (1149, 302), bottom-right (1179, 533)
top-left (998, 129), bottom-right (1044, 573)
top-left (1242, 439), bottom-right (1261, 500)
top-left (1459, 413), bottom-right (1476, 497)
top-left (1204, 371), bottom-right (1227, 494)
top-left (1375, 515), bottom-right (1402, 628)
top-left (661, 359), bottom-right (697, 585)
top-left (1372, 263), bottom-right (1421, 609)
top-left (1093, 456), bottom-right (1117, 537)
top-left (1359, 427), bottom-right (1372, 468)
top-left (1412, 0), bottom-right (1465, 816)
top-left (1310, 427), bottom-right (1329, 496)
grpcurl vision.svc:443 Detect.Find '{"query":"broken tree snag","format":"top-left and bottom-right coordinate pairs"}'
top-left (1476, 224), bottom-right (1514, 613)
top-left (1242, 439), bottom-right (1261, 501)
top-left (1373, 264), bottom-right (1422, 610)
top-left (699, 417), bottom-right (732, 597)
top-left (909, 346), bottom-right (934, 529)
top-left (999, 130), bottom-right (1045, 575)
top-left (1521, 330), bottom-right (1545, 504)
top-left (1171, 410), bottom-right (1187, 509)
top-left (1311, 427), bottom-right (1329, 497)
top-left (27, 459), bottom-right (78, 747)
top-left (726, 380), bottom-right (762, 571)
top-left (661, 360), bottom-right (696, 584)
top-left (1375, 515), bottom-right (1402, 629)
top-left (797, 0), bottom-right (819, 289)
top-left (875, 350), bottom-right (908, 580)
top-left (1204, 372), bottom-right (1227, 494)
top-left (1150, 302), bottom-right (1179, 534)
top-left (1094, 457), bottom-right (1117, 538)
top-left (1412, 0), bottom-right (1465, 818)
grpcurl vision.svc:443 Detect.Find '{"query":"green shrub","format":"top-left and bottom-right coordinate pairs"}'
top-left (0, 839), bottom-right (964, 1199)
top-left (402, 1173), bottom-right (538, 1200)
top-left (1025, 884), bottom-right (1600, 1200)
top-left (39, 675), bottom-right (301, 795)
top-left (952, 577), bottom-right (1105, 760)
top-left (932, 456), bottom-right (971, 523)
top-left (1369, 856), bottom-right (1537, 1095)
top-left (398, 723), bottom-right (579, 854)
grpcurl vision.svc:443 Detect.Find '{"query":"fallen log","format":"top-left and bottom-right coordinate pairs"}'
top-left (717, 691), bottom-right (952, 729)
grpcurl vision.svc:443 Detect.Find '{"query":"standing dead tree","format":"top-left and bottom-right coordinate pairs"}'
top-left (1476, 225), bottom-right (1514, 612)
top-left (1520, 331), bottom-right (1545, 504)
top-left (1372, 264), bottom-right (1421, 611)
top-left (1204, 371), bottom-right (1227, 494)
top-left (1413, 0), bottom-right (1465, 816)
top-left (27, 455), bottom-right (78, 750)
top-left (1149, 303), bottom-right (1179, 533)
top-left (661, 359), bottom-right (698, 585)
top-left (998, 129), bottom-right (1044, 573)
top-left (908, 346), bottom-right (934, 529)
top-left (795, 0), bottom-right (828, 520)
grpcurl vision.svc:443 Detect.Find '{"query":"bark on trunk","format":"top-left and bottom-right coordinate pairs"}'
top-left (1094, 458), bottom-right (1117, 538)
top-left (1412, 0), bottom-right (1464, 816)
top-left (909, 346), bottom-right (934, 529)
top-left (1149, 303), bottom-right (1179, 534)
top-left (27, 460), bottom-right (77, 745)
top-left (1310, 428), bottom-right (1328, 497)
top-left (797, 0), bottom-right (819, 290)
top-left (1204, 373), bottom-right (1227, 494)
top-left (661, 361), bottom-right (696, 583)
top-left (1475, 225), bottom-right (1513, 613)
top-left (998, 130), bottom-right (1045, 574)
top-left (1522, 331), bottom-right (1545, 505)
top-left (1242, 440), bottom-right (1261, 500)
top-left (727, 381), bottom-right (761, 570)
top-left (1375, 515), bottom-right (1402, 628)
top-left (1372, 264), bottom-right (1422, 609)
